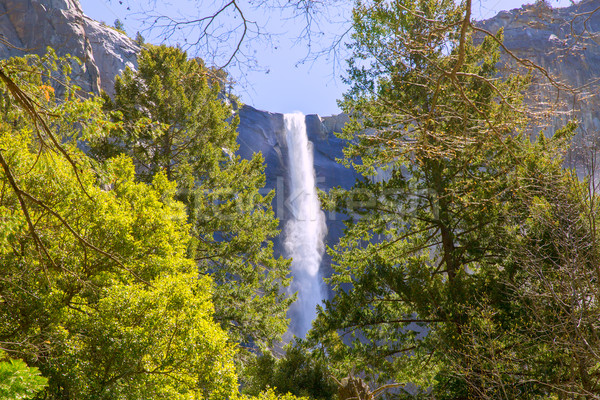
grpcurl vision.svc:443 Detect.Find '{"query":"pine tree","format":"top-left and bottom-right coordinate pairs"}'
top-left (92, 45), bottom-right (292, 353)
top-left (309, 0), bottom-right (559, 397)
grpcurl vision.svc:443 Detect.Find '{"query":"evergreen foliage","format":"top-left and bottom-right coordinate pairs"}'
top-left (245, 342), bottom-right (337, 400)
top-left (113, 19), bottom-right (126, 34)
top-left (90, 45), bottom-right (292, 353)
top-left (135, 31), bottom-right (145, 46)
top-left (310, 0), bottom-right (599, 398)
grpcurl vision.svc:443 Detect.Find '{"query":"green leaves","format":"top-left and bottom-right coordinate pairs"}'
top-left (312, 0), bottom-right (572, 397)
top-left (93, 45), bottom-right (292, 353)
top-left (0, 353), bottom-right (47, 400)
top-left (60, 273), bottom-right (237, 400)
top-left (316, 0), bottom-right (600, 397)
top-left (244, 341), bottom-right (337, 400)
top-left (0, 129), bottom-right (239, 398)
top-left (96, 44), bottom-right (237, 185)
top-left (0, 52), bottom-right (241, 400)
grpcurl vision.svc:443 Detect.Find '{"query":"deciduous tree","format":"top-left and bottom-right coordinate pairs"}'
top-left (0, 53), bottom-right (238, 400)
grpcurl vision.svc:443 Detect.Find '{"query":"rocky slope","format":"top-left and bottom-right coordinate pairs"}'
top-left (0, 0), bottom-right (139, 96)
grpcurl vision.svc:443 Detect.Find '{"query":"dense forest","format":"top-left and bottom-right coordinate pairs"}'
top-left (2, 0), bottom-right (600, 399)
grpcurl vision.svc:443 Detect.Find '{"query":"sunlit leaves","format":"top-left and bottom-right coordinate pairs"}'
top-left (93, 45), bottom-right (292, 353)
top-left (0, 53), bottom-right (238, 400)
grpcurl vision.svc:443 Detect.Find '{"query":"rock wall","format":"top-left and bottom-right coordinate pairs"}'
top-left (0, 0), bottom-right (139, 96)
top-left (480, 0), bottom-right (600, 92)
top-left (478, 0), bottom-right (600, 166)
top-left (237, 105), bottom-right (357, 298)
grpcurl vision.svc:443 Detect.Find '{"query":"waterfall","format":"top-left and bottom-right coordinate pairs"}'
top-left (283, 112), bottom-right (328, 338)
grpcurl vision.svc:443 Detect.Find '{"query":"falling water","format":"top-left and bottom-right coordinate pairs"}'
top-left (284, 112), bottom-right (328, 338)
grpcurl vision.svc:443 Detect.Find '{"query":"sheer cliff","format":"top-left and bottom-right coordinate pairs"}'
top-left (0, 0), bottom-right (139, 96)
top-left (478, 0), bottom-right (600, 164)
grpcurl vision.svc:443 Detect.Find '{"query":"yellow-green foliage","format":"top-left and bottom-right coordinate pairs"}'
top-left (0, 53), bottom-right (237, 400)
top-left (0, 351), bottom-right (47, 400)
top-left (240, 388), bottom-right (310, 400)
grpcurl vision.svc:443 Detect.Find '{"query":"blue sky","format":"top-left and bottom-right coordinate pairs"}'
top-left (79, 0), bottom-right (573, 116)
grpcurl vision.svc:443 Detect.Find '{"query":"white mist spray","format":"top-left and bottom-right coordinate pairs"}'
top-left (284, 113), bottom-right (328, 338)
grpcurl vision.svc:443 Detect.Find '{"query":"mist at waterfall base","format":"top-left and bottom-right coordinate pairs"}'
top-left (283, 113), bottom-right (328, 338)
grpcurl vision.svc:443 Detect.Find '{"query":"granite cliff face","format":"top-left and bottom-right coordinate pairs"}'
top-left (0, 0), bottom-right (139, 96)
top-left (479, 0), bottom-right (600, 92)
top-left (478, 0), bottom-right (600, 162)
top-left (237, 106), bottom-right (356, 303)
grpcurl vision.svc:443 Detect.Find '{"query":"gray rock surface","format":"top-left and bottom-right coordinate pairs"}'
top-left (0, 0), bottom-right (139, 96)
top-left (477, 0), bottom-right (600, 165)
top-left (237, 105), bottom-right (358, 293)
